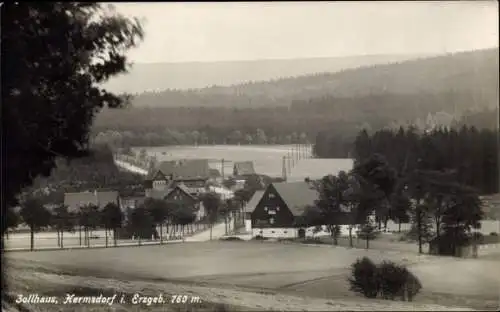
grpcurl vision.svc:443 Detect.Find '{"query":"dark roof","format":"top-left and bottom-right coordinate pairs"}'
top-left (165, 183), bottom-right (197, 200)
top-left (480, 194), bottom-right (500, 220)
top-left (64, 191), bottom-right (119, 213)
top-left (272, 181), bottom-right (319, 216)
top-left (234, 161), bottom-right (256, 175)
top-left (209, 168), bottom-right (221, 178)
top-left (64, 192), bottom-right (97, 213)
top-left (245, 190), bottom-right (265, 213)
top-left (147, 189), bottom-right (170, 200)
top-left (148, 159), bottom-right (210, 180)
top-left (96, 191), bottom-right (119, 209)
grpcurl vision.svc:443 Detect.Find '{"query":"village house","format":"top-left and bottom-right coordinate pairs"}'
top-left (247, 181), bottom-right (354, 238)
top-left (243, 190), bottom-right (265, 232)
top-left (64, 190), bottom-right (120, 213)
top-left (145, 159), bottom-right (211, 195)
top-left (480, 193), bottom-right (500, 220)
top-left (146, 181), bottom-right (206, 221)
top-left (233, 161), bottom-right (256, 176)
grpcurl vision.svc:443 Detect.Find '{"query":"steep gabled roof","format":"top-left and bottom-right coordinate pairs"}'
top-left (245, 190), bottom-right (265, 213)
top-left (174, 159), bottom-right (210, 179)
top-left (96, 191), bottom-right (119, 209)
top-left (209, 168), bottom-right (221, 178)
top-left (149, 159), bottom-right (210, 180)
top-left (64, 192), bottom-right (98, 213)
top-left (165, 183), bottom-right (197, 200)
top-left (272, 181), bottom-right (319, 216)
top-left (234, 161), bottom-right (256, 175)
top-left (64, 191), bottom-right (120, 213)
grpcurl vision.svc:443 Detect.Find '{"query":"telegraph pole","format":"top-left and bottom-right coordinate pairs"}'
top-left (221, 158), bottom-right (225, 180)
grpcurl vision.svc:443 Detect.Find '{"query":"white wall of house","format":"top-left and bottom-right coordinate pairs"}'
top-left (252, 228), bottom-right (299, 238)
top-left (245, 219), bottom-right (252, 232)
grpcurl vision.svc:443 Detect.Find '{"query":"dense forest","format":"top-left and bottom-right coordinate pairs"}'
top-left (25, 145), bottom-right (145, 204)
top-left (93, 92), bottom-right (496, 148)
top-left (316, 126), bottom-right (499, 195)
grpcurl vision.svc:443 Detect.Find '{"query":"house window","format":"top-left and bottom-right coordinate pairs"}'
top-left (269, 193), bottom-right (275, 199)
top-left (269, 218), bottom-right (275, 225)
top-left (264, 207), bottom-right (268, 211)
top-left (276, 206), bottom-right (280, 211)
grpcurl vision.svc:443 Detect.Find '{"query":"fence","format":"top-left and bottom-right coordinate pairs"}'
top-left (5, 221), bottom-right (213, 252)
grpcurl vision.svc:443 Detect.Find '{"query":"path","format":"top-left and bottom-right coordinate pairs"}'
top-left (185, 219), bottom-right (233, 242)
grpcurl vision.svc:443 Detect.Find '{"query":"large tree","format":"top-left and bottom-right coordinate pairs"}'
top-left (145, 198), bottom-right (170, 243)
top-left (3, 207), bottom-right (20, 239)
top-left (52, 204), bottom-right (75, 248)
top-left (2, 5), bottom-right (142, 302)
top-left (200, 192), bottom-right (221, 240)
top-left (101, 202), bottom-right (123, 247)
top-left (2, 2), bottom-right (143, 210)
top-left (78, 204), bottom-right (101, 248)
top-left (19, 198), bottom-right (52, 251)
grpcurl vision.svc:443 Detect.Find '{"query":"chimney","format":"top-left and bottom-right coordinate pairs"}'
top-left (282, 156), bottom-right (287, 181)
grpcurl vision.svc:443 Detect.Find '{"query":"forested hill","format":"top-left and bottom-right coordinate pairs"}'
top-left (103, 53), bottom-right (427, 93)
top-left (127, 48), bottom-right (498, 109)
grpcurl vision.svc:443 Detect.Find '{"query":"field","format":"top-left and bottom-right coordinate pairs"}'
top-left (6, 241), bottom-right (500, 311)
top-left (137, 145), bottom-right (314, 177)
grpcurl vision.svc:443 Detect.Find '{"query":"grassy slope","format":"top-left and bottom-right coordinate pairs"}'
top-left (6, 241), bottom-right (499, 311)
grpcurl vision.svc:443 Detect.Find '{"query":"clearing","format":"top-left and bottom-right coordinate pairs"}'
top-left (5, 241), bottom-right (499, 311)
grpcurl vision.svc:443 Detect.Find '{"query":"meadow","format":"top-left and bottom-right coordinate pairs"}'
top-left (6, 241), bottom-right (500, 311)
top-left (136, 144), bottom-right (314, 177)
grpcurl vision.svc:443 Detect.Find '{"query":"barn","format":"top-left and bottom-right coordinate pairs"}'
top-left (250, 181), bottom-right (319, 238)
top-left (233, 161), bottom-right (256, 176)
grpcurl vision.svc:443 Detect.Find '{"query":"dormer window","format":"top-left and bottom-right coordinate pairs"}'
top-left (269, 193), bottom-right (275, 199)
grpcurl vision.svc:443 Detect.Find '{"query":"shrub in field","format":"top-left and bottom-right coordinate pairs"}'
top-left (349, 258), bottom-right (422, 301)
top-left (348, 257), bottom-right (379, 298)
top-left (377, 261), bottom-right (422, 301)
top-left (490, 232), bottom-right (498, 236)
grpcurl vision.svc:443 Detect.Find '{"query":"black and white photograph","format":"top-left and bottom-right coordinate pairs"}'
top-left (2, 1), bottom-right (499, 311)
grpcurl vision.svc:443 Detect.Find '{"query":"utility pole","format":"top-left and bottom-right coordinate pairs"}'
top-left (282, 156), bottom-right (287, 181)
top-left (221, 158), bottom-right (225, 181)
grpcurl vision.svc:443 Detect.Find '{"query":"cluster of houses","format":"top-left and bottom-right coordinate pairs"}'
top-left (63, 159), bottom-right (260, 224)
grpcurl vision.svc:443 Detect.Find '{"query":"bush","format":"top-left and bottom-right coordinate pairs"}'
top-left (348, 257), bottom-right (379, 298)
top-left (490, 232), bottom-right (498, 236)
top-left (220, 236), bottom-right (242, 241)
top-left (348, 258), bottom-right (422, 301)
top-left (377, 261), bottom-right (421, 301)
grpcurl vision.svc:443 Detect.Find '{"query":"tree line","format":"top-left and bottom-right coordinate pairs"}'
top-left (5, 191), bottom-right (248, 250)
top-left (316, 126), bottom-right (499, 195)
top-left (92, 128), bottom-right (310, 149)
top-left (304, 153), bottom-right (485, 256)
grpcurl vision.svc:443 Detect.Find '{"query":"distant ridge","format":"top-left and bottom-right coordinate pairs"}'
top-left (103, 53), bottom-right (432, 93)
top-left (123, 48), bottom-right (498, 109)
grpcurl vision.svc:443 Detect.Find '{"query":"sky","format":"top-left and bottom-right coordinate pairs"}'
top-left (114, 1), bottom-right (499, 64)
